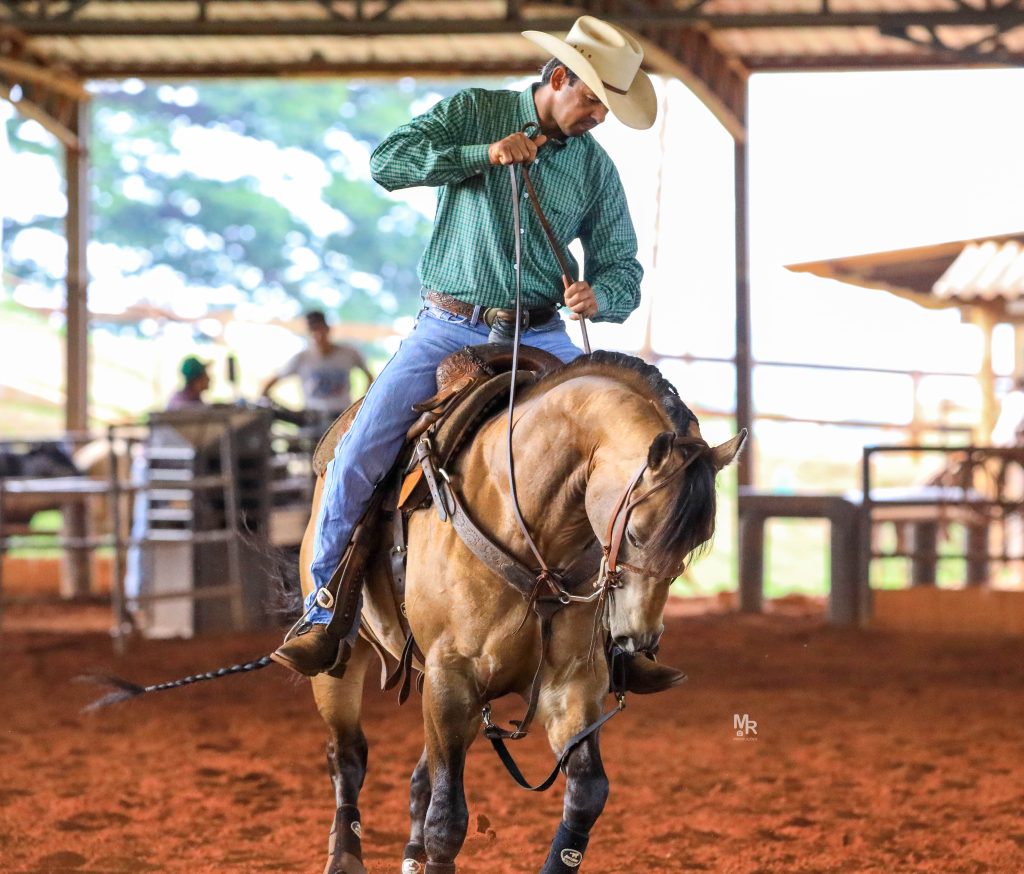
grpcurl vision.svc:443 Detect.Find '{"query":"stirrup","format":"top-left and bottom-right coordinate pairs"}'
top-left (272, 622), bottom-right (353, 678)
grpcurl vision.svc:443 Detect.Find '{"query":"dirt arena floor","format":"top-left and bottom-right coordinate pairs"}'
top-left (3, 600), bottom-right (1024, 874)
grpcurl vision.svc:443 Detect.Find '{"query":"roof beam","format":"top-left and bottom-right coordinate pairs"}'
top-left (746, 52), bottom-right (1024, 71)
top-left (638, 25), bottom-right (748, 141)
top-left (4, 11), bottom-right (1024, 36)
top-left (62, 59), bottom-right (543, 79)
top-left (0, 26), bottom-right (87, 148)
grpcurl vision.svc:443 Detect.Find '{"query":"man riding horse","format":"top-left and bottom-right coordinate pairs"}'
top-left (272, 15), bottom-right (668, 686)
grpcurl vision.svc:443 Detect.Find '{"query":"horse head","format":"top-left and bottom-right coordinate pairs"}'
top-left (575, 353), bottom-right (746, 657)
top-left (600, 425), bottom-right (745, 656)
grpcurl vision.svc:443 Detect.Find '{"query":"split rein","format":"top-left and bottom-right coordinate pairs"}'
top-left (481, 145), bottom-right (709, 790)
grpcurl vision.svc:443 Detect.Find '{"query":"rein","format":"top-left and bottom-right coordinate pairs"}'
top-left (520, 121), bottom-right (591, 357)
top-left (468, 142), bottom-right (707, 789)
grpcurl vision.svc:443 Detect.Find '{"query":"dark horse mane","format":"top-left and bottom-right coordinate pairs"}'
top-left (527, 350), bottom-right (718, 573)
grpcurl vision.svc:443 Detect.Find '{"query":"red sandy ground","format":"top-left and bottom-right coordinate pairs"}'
top-left (2, 600), bottom-right (1024, 874)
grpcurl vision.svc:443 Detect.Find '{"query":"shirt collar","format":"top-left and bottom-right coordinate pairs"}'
top-left (520, 85), bottom-right (567, 149)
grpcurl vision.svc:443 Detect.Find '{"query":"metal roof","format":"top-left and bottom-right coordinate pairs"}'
top-left (787, 233), bottom-right (1024, 321)
top-left (3, 1), bottom-right (1024, 147)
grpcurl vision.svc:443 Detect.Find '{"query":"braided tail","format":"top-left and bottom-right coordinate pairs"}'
top-left (78, 654), bottom-right (274, 712)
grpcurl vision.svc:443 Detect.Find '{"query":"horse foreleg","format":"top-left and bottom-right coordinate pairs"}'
top-left (421, 668), bottom-right (479, 874)
top-left (540, 709), bottom-right (609, 873)
top-left (312, 638), bottom-right (373, 874)
top-left (401, 748), bottom-right (431, 873)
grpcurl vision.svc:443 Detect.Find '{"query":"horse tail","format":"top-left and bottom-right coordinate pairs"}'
top-left (78, 654), bottom-right (273, 712)
top-left (236, 526), bottom-right (304, 620)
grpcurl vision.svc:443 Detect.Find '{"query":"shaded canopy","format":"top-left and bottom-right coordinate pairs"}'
top-left (787, 232), bottom-right (1024, 323)
top-left (4, 1), bottom-right (1024, 147)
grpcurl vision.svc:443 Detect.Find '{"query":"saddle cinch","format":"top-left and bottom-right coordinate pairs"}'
top-left (309, 343), bottom-right (563, 696)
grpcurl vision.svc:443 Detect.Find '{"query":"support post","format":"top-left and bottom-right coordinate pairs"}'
top-left (62, 99), bottom-right (91, 598)
top-left (971, 307), bottom-right (997, 443)
top-left (65, 101), bottom-right (89, 435)
top-left (734, 88), bottom-right (753, 487)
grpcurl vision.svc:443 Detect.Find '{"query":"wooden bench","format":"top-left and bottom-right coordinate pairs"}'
top-left (737, 489), bottom-right (865, 625)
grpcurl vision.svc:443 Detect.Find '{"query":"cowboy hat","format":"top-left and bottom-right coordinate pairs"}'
top-left (523, 15), bottom-right (657, 130)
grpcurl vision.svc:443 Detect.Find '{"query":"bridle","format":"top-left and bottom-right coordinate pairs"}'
top-left (599, 434), bottom-right (710, 589)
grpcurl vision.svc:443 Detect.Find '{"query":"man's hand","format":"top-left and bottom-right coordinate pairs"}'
top-left (563, 279), bottom-right (598, 320)
top-left (489, 132), bottom-right (548, 166)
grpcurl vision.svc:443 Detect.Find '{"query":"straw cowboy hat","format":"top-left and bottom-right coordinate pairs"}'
top-left (523, 15), bottom-right (657, 130)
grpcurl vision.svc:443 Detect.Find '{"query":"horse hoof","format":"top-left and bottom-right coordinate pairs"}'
top-left (323, 851), bottom-right (367, 874)
top-left (402, 841), bottom-right (427, 873)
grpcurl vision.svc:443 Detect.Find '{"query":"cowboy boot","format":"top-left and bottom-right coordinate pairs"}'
top-left (271, 519), bottom-right (375, 678)
top-left (270, 622), bottom-right (352, 678)
top-left (622, 654), bottom-right (687, 695)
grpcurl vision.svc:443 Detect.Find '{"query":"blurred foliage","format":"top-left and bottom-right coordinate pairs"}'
top-left (3, 79), bottom-right (473, 324)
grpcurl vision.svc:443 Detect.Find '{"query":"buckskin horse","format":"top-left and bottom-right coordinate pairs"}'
top-left (86, 350), bottom-right (744, 874)
top-left (303, 350), bottom-right (744, 874)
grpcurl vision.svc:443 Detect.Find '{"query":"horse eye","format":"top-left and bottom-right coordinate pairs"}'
top-left (626, 528), bottom-right (644, 549)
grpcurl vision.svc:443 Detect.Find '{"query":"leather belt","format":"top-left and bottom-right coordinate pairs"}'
top-left (425, 291), bottom-right (557, 329)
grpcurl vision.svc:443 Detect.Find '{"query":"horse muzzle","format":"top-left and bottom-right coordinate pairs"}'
top-left (612, 628), bottom-right (662, 657)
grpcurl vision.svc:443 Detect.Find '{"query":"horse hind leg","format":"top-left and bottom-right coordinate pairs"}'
top-left (401, 748), bottom-right (431, 873)
top-left (312, 636), bottom-right (374, 874)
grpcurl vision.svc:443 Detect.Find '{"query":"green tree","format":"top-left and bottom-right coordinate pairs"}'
top-left (3, 79), bottom-right (482, 325)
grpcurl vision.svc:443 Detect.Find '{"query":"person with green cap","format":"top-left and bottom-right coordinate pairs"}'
top-left (167, 355), bottom-right (211, 410)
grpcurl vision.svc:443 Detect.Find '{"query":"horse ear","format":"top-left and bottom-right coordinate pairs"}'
top-left (647, 431), bottom-right (676, 471)
top-left (711, 429), bottom-right (748, 471)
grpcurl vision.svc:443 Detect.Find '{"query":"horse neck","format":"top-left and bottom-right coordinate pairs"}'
top-left (463, 374), bottom-right (672, 565)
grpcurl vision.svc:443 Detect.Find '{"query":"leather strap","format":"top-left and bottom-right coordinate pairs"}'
top-left (417, 434), bottom-right (539, 595)
top-left (484, 698), bottom-right (623, 792)
top-left (424, 290), bottom-right (557, 328)
top-left (307, 491), bottom-right (386, 673)
top-left (483, 596), bottom-right (561, 741)
top-left (602, 435), bottom-right (709, 580)
top-left (518, 122), bottom-right (591, 355)
top-left (384, 633), bottom-right (417, 704)
top-left (389, 500), bottom-right (408, 605)
top-left (416, 437), bottom-right (452, 524)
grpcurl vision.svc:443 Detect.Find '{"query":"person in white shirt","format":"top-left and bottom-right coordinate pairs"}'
top-left (261, 310), bottom-right (373, 425)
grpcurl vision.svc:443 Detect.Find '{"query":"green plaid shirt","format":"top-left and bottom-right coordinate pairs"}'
top-left (370, 86), bottom-right (642, 323)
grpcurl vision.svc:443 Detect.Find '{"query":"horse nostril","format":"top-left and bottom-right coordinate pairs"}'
top-left (633, 631), bottom-right (661, 656)
top-left (613, 636), bottom-right (637, 655)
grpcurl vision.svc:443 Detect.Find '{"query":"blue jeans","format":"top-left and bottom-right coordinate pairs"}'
top-left (305, 303), bottom-right (583, 625)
